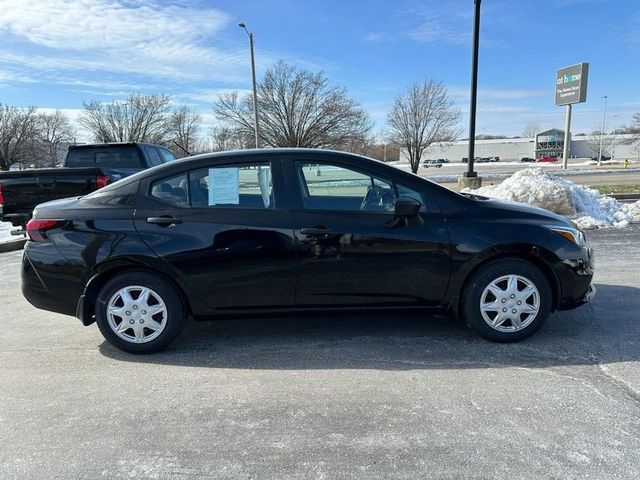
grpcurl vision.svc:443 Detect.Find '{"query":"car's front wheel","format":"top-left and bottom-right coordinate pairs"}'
top-left (463, 259), bottom-right (552, 342)
top-left (95, 272), bottom-right (186, 353)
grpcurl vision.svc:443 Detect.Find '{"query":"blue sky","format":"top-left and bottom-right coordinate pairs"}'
top-left (0, 0), bottom-right (638, 140)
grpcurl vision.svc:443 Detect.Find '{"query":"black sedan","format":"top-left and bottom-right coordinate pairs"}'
top-left (22, 149), bottom-right (595, 353)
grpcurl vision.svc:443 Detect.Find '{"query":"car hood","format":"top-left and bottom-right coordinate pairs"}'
top-left (464, 194), bottom-right (573, 227)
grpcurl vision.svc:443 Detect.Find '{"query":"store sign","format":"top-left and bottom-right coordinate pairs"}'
top-left (555, 63), bottom-right (589, 106)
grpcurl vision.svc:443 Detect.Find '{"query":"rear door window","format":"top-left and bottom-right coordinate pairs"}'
top-left (190, 163), bottom-right (273, 209)
top-left (150, 172), bottom-right (189, 207)
top-left (148, 162), bottom-right (274, 209)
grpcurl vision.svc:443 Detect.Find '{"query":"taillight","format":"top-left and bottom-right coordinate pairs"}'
top-left (0, 182), bottom-right (4, 205)
top-left (26, 219), bottom-right (66, 242)
top-left (96, 175), bottom-right (110, 189)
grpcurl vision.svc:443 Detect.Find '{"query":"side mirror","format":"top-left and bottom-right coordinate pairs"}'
top-left (394, 196), bottom-right (421, 218)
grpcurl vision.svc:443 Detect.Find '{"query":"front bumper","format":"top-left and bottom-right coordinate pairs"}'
top-left (555, 246), bottom-right (595, 311)
top-left (583, 284), bottom-right (596, 302)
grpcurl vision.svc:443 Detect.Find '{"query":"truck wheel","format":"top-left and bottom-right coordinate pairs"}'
top-left (463, 259), bottom-right (552, 342)
top-left (95, 272), bottom-right (186, 353)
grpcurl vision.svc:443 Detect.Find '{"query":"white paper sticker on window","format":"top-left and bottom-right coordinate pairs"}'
top-left (208, 167), bottom-right (239, 205)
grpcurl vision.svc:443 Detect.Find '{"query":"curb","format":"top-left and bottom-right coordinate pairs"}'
top-left (610, 193), bottom-right (640, 201)
top-left (0, 237), bottom-right (26, 253)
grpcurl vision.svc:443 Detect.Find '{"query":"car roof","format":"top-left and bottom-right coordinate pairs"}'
top-left (184, 147), bottom-right (381, 162)
top-left (68, 142), bottom-right (167, 149)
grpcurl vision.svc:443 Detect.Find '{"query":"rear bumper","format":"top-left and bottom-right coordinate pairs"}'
top-left (21, 245), bottom-right (82, 318)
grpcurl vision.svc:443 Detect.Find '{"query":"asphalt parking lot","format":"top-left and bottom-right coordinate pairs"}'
top-left (1, 226), bottom-right (640, 479)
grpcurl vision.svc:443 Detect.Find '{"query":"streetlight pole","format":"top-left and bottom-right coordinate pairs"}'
top-left (597, 95), bottom-right (607, 166)
top-left (611, 114), bottom-right (618, 159)
top-left (239, 22), bottom-right (260, 148)
top-left (460, 0), bottom-right (482, 189)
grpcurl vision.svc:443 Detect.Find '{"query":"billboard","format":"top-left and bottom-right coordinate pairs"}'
top-left (555, 63), bottom-right (589, 106)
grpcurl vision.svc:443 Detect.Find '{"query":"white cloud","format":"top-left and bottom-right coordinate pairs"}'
top-left (175, 88), bottom-right (253, 105)
top-left (0, 0), bottom-right (228, 51)
top-left (0, 0), bottom-right (252, 84)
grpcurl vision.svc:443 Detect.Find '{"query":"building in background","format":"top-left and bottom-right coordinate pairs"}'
top-left (535, 129), bottom-right (565, 158)
top-left (402, 132), bottom-right (639, 163)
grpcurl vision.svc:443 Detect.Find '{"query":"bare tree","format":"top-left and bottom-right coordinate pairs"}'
top-left (214, 60), bottom-right (373, 149)
top-left (38, 110), bottom-right (76, 167)
top-left (387, 80), bottom-right (460, 173)
top-left (168, 106), bottom-right (201, 157)
top-left (79, 93), bottom-right (172, 144)
top-left (522, 123), bottom-right (540, 138)
top-left (586, 127), bottom-right (615, 159)
top-left (0, 104), bottom-right (40, 170)
top-left (210, 125), bottom-right (252, 151)
top-left (361, 143), bottom-right (400, 162)
top-left (620, 112), bottom-right (640, 151)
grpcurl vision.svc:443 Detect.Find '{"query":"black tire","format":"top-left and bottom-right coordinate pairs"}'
top-left (95, 271), bottom-right (186, 353)
top-left (463, 259), bottom-right (552, 342)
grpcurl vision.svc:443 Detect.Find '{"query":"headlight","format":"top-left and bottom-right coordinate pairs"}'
top-left (547, 225), bottom-right (586, 246)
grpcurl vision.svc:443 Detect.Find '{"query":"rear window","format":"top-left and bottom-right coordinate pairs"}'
top-left (66, 146), bottom-right (142, 168)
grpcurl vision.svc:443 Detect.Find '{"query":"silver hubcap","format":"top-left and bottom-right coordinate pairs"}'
top-left (480, 274), bottom-right (540, 332)
top-left (107, 286), bottom-right (167, 343)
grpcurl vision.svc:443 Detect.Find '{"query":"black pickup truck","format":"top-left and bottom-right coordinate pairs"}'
top-left (0, 142), bottom-right (176, 230)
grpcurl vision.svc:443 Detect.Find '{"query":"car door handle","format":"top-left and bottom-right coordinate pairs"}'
top-left (146, 216), bottom-right (183, 226)
top-left (300, 227), bottom-right (335, 236)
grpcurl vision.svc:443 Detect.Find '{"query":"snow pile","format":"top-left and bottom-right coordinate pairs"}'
top-left (0, 221), bottom-right (15, 243)
top-left (463, 168), bottom-right (640, 229)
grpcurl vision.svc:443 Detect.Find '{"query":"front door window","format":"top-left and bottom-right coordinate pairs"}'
top-left (296, 162), bottom-right (424, 212)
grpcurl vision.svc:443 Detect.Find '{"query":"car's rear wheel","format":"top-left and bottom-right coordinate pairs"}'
top-left (95, 272), bottom-right (186, 353)
top-left (463, 259), bottom-right (552, 342)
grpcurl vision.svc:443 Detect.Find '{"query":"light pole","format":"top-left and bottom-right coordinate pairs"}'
top-left (611, 114), bottom-right (618, 159)
top-left (597, 95), bottom-right (607, 166)
top-left (459, 0), bottom-right (482, 189)
top-left (239, 22), bottom-right (260, 148)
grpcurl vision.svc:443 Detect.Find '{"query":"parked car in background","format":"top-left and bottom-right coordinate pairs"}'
top-left (521, 157), bottom-right (536, 163)
top-left (422, 159), bottom-right (443, 168)
top-left (0, 142), bottom-right (176, 230)
top-left (537, 156), bottom-right (559, 163)
top-left (22, 148), bottom-right (595, 353)
top-left (591, 155), bottom-right (612, 162)
top-left (476, 157), bottom-right (492, 163)
top-left (489, 156), bottom-right (500, 162)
